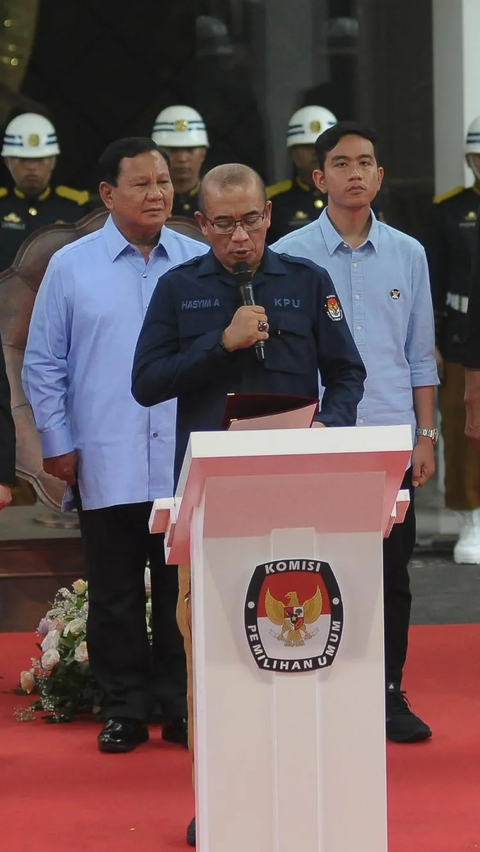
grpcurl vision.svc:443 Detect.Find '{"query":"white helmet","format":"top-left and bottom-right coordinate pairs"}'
top-left (2, 113), bottom-right (60, 158)
top-left (286, 106), bottom-right (337, 148)
top-left (465, 116), bottom-right (480, 155)
top-left (152, 105), bottom-right (209, 148)
top-left (465, 116), bottom-right (480, 181)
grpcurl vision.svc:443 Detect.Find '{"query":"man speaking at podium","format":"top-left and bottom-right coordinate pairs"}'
top-left (133, 163), bottom-right (366, 477)
top-left (132, 162), bottom-right (366, 846)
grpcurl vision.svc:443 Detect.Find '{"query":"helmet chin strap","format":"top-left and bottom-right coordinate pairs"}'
top-left (467, 153), bottom-right (480, 183)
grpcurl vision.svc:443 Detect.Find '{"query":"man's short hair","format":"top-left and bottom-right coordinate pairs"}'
top-left (98, 137), bottom-right (167, 185)
top-left (198, 163), bottom-right (267, 212)
top-left (314, 121), bottom-right (378, 170)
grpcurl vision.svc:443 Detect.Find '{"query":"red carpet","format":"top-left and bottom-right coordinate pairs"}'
top-left (1, 626), bottom-right (480, 851)
top-left (387, 624), bottom-right (480, 852)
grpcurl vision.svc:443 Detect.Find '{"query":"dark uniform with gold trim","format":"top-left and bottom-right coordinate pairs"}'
top-left (464, 217), bottom-right (480, 369)
top-left (0, 185), bottom-right (91, 271)
top-left (427, 184), bottom-right (480, 510)
top-left (266, 177), bottom-right (326, 245)
top-left (170, 183), bottom-right (200, 219)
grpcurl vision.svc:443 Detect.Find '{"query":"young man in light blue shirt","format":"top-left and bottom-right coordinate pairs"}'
top-left (272, 121), bottom-right (439, 743)
top-left (23, 138), bottom-right (208, 753)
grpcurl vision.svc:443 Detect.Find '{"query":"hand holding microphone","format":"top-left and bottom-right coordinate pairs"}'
top-left (221, 261), bottom-right (267, 361)
top-left (221, 304), bottom-right (269, 354)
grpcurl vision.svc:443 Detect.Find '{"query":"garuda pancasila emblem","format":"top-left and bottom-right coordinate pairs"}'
top-left (265, 587), bottom-right (323, 647)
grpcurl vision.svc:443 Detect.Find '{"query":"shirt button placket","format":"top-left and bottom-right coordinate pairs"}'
top-left (351, 250), bottom-right (367, 423)
top-left (351, 250), bottom-right (366, 348)
top-left (141, 267), bottom-right (149, 313)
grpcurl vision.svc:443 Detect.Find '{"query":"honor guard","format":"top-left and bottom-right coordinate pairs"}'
top-left (152, 105), bottom-right (209, 219)
top-left (266, 105), bottom-right (337, 244)
top-left (0, 113), bottom-right (91, 271)
top-left (428, 115), bottom-right (480, 564)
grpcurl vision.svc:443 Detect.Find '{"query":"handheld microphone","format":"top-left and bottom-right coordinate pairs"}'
top-left (232, 260), bottom-right (265, 362)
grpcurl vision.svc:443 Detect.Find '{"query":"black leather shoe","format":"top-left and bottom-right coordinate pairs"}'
top-left (98, 718), bottom-right (149, 753)
top-left (186, 816), bottom-right (196, 847)
top-left (162, 717), bottom-right (188, 748)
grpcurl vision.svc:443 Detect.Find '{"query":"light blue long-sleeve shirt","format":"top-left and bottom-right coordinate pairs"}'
top-left (271, 209), bottom-right (439, 434)
top-left (22, 215), bottom-right (208, 510)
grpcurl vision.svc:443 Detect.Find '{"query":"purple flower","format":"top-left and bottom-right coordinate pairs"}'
top-left (37, 618), bottom-right (51, 637)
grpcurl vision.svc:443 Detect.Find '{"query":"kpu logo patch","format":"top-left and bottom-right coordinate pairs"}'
top-left (325, 295), bottom-right (343, 321)
top-left (244, 559), bottom-right (343, 672)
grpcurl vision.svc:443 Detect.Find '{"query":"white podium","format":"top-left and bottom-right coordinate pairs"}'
top-left (153, 424), bottom-right (412, 852)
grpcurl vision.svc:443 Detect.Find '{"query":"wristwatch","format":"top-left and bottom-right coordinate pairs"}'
top-left (415, 427), bottom-right (439, 445)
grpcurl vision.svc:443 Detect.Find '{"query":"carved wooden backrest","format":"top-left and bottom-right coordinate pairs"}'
top-left (0, 210), bottom-right (208, 509)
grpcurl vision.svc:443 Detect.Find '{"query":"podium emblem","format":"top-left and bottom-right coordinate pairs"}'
top-left (245, 559), bottom-right (343, 672)
top-left (267, 591), bottom-right (321, 647)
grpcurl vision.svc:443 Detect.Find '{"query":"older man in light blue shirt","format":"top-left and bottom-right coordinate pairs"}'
top-left (23, 214), bottom-right (203, 509)
top-left (272, 121), bottom-right (439, 745)
top-left (23, 138), bottom-right (208, 753)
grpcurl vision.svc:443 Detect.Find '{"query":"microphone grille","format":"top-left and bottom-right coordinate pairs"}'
top-left (232, 260), bottom-right (252, 284)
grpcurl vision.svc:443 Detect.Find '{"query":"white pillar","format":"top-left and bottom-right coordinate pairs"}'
top-left (433, 0), bottom-right (480, 193)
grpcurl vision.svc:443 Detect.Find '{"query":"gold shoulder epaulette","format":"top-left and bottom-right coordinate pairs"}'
top-left (55, 185), bottom-right (90, 205)
top-left (433, 185), bottom-right (464, 204)
top-left (266, 180), bottom-right (293, 199)
top-left (0, 187), bottom-right (9, 199)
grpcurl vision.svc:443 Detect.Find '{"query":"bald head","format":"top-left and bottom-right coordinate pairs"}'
top-left (194, 163), bottom-right (271, 273)
top-left (198, 163), bottom-right (266, 212)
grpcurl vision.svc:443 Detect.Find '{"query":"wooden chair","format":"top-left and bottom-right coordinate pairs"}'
top-left (0, 209), bottom-right (208, 510)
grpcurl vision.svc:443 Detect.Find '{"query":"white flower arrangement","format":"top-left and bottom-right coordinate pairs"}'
top-left (18, 570), bottom-right (152, 723)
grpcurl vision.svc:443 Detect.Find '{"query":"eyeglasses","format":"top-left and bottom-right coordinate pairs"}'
top-left (203, 205), bottom-right (267, 235)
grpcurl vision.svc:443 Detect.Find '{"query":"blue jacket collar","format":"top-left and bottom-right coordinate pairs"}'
top-left (196, 246), bottom-right (288, 285)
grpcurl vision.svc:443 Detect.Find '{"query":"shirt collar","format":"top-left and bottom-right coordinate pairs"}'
top-left (14, 185), bottom-right (51, 201)
top-left (102, 214), bottom-right (171, 261)
top-left (196, 246), bottom-right (288, 284)
top-left (318, 207), bottom-right (380, 255)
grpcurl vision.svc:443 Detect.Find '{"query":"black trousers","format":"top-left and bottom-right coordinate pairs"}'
top-left (383, 468), bottom-right (416, 686)
top-left (75, 496), bottom-right (187, 723)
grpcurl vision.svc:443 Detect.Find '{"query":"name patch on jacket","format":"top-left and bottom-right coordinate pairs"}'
top-left (181, 298), bottom-right (221, 310)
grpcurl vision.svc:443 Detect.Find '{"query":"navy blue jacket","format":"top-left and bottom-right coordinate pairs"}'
top-left (132, 248), bottom-right (366, 483)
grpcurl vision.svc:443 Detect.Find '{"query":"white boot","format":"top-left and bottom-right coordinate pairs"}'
top-left (453, 510), bottom-right (480, 564)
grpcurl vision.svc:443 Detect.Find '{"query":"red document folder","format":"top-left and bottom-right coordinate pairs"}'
top-left (220, 393), bottom-right (319, 431)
